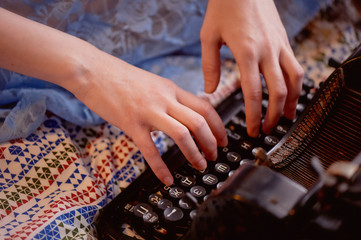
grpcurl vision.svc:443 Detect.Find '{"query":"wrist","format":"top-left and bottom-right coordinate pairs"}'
top-left (50, 39), bottom-right (92, 90)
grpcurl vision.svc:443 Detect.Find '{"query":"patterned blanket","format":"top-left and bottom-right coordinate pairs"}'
top-left (1, 1), bottom-right (361, 239)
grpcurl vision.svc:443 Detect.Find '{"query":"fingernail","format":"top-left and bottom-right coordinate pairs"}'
top-left (198, 159), bottom-right (207, 171)
top-left (204, 81), bottom-right (215, 93)
top-left (247, 125), bottom-right (259, 138)
top-left (262, 124), bottom-right (272, 134)
top-left (221, 135), bottom-right (228, 146)
top-left (261, 121), bottom-right (272, 135)
top-left (205, 153), bottom-right (217, 162)
top-left (163, 176), bottom-right (173, 186)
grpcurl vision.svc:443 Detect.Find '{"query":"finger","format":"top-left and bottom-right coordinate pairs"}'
top-left (201, 33), bottom-right (222, 93)
top-left (168, 101), bottom-right (218, 161)
top-left (260, 57), bottom-right (287, 134)
top-left (133, 130), bottom-right (174, 186)
top-left (154, 114), bottom-right (208, 171)
top-left (234, 54), bottom-right (263, 138)
top-left (176, 89), bottom-right (228, 147)
top-left (280, 49), bottom-right (304, 120)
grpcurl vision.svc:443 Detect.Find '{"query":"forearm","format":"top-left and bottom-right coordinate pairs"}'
top-left (0, 8), bottom-right (229, 187)
top-left (0, 7), bottom-right (104, 94)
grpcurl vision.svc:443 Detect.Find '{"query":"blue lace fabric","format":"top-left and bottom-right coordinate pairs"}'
top-left (0, 0), bottom-right (332, 142)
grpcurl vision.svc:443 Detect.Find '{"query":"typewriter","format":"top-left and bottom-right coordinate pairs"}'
top-left (95, 44), bottom-right (361, 240)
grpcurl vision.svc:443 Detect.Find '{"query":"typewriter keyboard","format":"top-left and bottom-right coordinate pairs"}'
top-left (95, 77), bottom-right (316, 240)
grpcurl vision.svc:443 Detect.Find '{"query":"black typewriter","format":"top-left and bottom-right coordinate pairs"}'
top-left (95, 44), bottom-right (361, 240)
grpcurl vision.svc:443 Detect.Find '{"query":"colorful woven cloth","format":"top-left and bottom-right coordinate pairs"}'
top-left (0, 116), bottom-right (147, 239)
top-left (1, 1), bottom-right (361, 239)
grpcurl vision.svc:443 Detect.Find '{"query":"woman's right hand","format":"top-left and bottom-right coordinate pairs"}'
top-left (72, 51), bottom-right (228, 186)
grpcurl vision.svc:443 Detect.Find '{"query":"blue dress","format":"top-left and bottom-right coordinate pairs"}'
top-left (0, 0), bottom-right (331, 141)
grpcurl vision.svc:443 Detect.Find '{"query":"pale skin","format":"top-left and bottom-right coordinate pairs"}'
top-left (202, 0), bottom-right (304, 137)
top-left (0, 0), bottom-right (303, 186)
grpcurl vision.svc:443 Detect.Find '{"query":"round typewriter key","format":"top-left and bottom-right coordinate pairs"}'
top-left (143, 211), bottom-right (159, 224)
top-left (217, 181), bottom-right (224, 189)
top-left (202, 174), bottom-right (218, 186)
top-left (148, 193), bottom-right (162, 206)
top-left (226, 128), bottom-right (241, 142)
top-left (239, 140), bottom-right (253, 152)
top-left (133, 203), bottom-right (152, 218)
top-left (169, 187), bottom-right (185, 199)
top-left (240, 159), bottom-right (254, 166)
top-left (228, 170), bottom-right (235, 177)
top-left (296, 103), bottom-right (306, 114)
top-left (226, 152), bottom-right (241, 163)
top-left (190, 186), bottom-right (206, 198)
top-left (298, 88), bottom-right (307, 103)
top-left (190, 210), bottom-right (197, 220)
top-left (231, 115), bottom-right (242, 125)
top-left (185, 192), bottom-right (199, 206)
top-left (203, 194), bottom-right (210, 202)
top-left (157, 198), bottom-right (173, 210)
top-left (251, 147), bottom-right (258, 157)
top-left (179, 197), bottom-right (193, 210)
top-left (238, 118), bottom-right (247, 129)
top-left (262, 99), bottom-right (269, 110)
top-left (262, 86), bottom-right (269, 99)
top-left (194, 166), bottom-right (209, 176)
top-left (264, 135), bottom-right (279, 147)
top-left (164, 207), bottom-right (184, 222)
top-left (180, 176), bottom-right (196, 188)
top-left (275, 124), bottom-right (289, 136)
top-left (303, 77), bottom-right (315, 91)
top-left (215, 162), bottom-right (230, 174)
top-left (307, 92), bottom-right (315, 102)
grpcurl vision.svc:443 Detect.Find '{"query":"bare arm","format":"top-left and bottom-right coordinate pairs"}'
top-left (0, 8), bottom-right (228, 186)
top-left (0, 8), bottom-right (96, 92)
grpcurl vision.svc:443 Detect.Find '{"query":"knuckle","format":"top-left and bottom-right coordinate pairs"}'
top-left (261, 41), bottom-right (273, 54)
top-left (200, 101), bottom-right (215, 117)
top-left (292, 65), bottom-right (305, 83)
top-left (191, 115), bottom-right (207, 132)
top-left (272, 87), bottom-right (288, 102)
top-left (241, 44), bottom-right (257, 61)
top-left (200, 28), bottom-right (216, 45)
top-left (172, 126), bottom-right (190, 144)
top-left (239, 37), bottom-right (264, 60)
top-left (297, 66), bottom-right (305, 79)
top-left (246, 88), bottom-right (263, 102)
